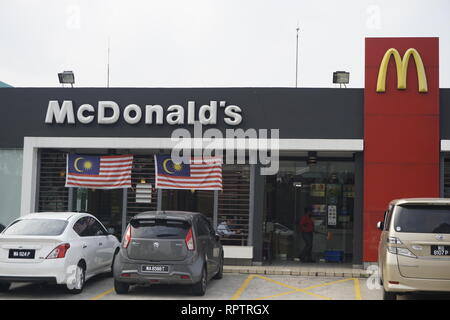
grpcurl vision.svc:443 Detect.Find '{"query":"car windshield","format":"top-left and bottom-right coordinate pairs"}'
top-left (130, 219), bottom-right (190, 239)
top-left (3, 219), bottom-right (68, 236)
top-left (394, 205), bottom-right (450, 234)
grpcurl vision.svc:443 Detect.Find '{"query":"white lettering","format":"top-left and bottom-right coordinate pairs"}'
top-left (145, 105), bottom-right (163, 125)
top-left (199, 101), bottom-right (217, 125)
top-left (45, 100), bottom-right (75, 124)
top-left (76, 104), bottom-right (95, 124)
top-left (166, 105), bottom-right (184, 125)
top-left (224, 105), bottom-right (242, 125)
top-left (98, 101), bottom-right (120, 124)
top-left (124, 104), bottom-right (142, 124)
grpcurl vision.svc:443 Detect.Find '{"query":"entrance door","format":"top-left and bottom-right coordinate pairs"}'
top-left (72, 188), bottom-right (123, 239)
top-left (264, 159), bottom-right (355, 263)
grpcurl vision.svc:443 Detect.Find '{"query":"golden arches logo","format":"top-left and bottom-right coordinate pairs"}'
top-left (376, 48), bottom-right (428, 93)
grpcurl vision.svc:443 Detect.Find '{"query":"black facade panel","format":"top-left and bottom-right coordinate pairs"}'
top-left (0, 87), bottom-right (364, 148)
top-left (441, 89), bottom-right (450, 139)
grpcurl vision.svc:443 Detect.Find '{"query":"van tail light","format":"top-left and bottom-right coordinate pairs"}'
top-left (46, 243), bottom-right (70, 259)
top-left (387, 237), bottom-right (417, 258)
top-left (123, 225), bottom-right (132, 249)
top-left (185, 228), bottom-right (195, 251)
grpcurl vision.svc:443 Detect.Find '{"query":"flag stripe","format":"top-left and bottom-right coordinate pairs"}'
top-left (158, 183), bottom-right (222, 190)
top-left (68, 172), bottom-right (131, 178)
top-left (158, 177), bottom-right (222, 183)
top-left (67, 176), bottom-right (131, 183)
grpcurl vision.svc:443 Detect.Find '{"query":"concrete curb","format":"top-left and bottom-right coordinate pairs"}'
top-left (224, 266), bottom-right (369, 278)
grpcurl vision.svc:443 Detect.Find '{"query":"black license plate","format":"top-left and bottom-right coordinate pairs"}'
top-left (8, 249), bottom-right (35, 259)
top-left (141, 265), bottom-right (169, 273)
top-left (431, 245), bottom-right (450, 256)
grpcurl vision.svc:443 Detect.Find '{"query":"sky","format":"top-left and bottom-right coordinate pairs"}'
top-left (0, 0), bottom-right (449, 88)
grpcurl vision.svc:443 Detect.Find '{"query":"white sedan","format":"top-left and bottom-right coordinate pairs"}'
top-left (0, 212), bottom-right (120, 294)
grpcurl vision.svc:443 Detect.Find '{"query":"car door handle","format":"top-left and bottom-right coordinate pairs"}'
top-left (82, 244), bottom-right (87, 249)
top-left (99, 242), bottom-right (103, 246)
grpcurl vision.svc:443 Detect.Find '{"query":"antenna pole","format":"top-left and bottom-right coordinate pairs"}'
top-left (107, 37), bottom-right (110, 88)
top-left (295, 24), bottom-right (300, 88)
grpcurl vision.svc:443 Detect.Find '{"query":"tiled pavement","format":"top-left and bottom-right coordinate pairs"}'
top-left (224, 263), bottom-right (369, 278)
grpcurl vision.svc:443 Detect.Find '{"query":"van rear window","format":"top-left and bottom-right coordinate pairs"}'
top-left (394, 205), bottom-right (450, 234)
top-left (130, 219), bottom-right (190, 239)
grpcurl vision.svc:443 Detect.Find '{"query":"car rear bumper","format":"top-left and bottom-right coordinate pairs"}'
top-left (114, 252), bottom-right (204, 285)
top-left (0, 260), bottom-right (68, 285)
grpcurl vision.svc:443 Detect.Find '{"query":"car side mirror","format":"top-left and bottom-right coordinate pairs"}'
top-left (377, 221), bottom-right (384, 231)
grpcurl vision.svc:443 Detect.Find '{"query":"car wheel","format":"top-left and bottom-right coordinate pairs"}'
top-left (0, 282), bottom-right (11, 293)
top-left (213, 253), bottom-right (224, 280)
top-left (192, 265), bottom-right (207, 296)
top-left (67, 263), bottom-right (86, 294)
top-left (383, 289), bottom-right (397, 300)
top-left (114, 279), bottom-right (130, 294)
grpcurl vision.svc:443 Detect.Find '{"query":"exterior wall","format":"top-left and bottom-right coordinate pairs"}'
top-left (0, 149), bottom-right (23, 226)
top-left (363, 38), bottom-right (440, 262)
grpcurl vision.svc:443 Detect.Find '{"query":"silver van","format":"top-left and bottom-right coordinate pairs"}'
top-left (377, 198), bottom-right (450, 300)
top-left (113, 211), bottom-right (224, 296)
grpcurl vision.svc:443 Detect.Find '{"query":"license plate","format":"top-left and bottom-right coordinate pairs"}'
top-left (8, 249), bottom-right (35, 259)
top-left (141, 265), bottom-right (169, 273)
top-left (431, 245), bottom-right (450, 256)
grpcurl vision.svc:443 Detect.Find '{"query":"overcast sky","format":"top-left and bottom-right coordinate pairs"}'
top-left (0, 0), bottom-right (449, 88)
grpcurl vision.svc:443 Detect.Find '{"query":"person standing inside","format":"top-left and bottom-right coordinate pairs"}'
top-left (299, 207), bottom-right (315, 262)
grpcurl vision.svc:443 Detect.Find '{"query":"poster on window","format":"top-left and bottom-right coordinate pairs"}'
top-left (310, 184), bottom-right (325, 197)
top-left (326, 184), bottom-right (341, 205)
top-left (327, 205), bottom-right (337, 226)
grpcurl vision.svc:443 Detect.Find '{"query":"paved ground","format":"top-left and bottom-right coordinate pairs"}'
top-left (1, 273), bottom-right (450, 300)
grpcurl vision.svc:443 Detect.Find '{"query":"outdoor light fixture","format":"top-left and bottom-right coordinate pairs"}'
top-left (333, 71), bottom-right (350, 88)
top-left (307, 151), bottom-right (317, 165)
top-left (58, 71), bottom-right (75, 87)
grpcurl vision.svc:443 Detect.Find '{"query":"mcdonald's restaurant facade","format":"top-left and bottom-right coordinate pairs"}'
top-left (0, 37), bottom-right (449, 266)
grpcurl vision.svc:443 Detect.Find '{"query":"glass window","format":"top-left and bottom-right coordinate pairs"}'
top-left (130, 219), bottom-right (190, 239)
top-left (73, 217), bottom-right (90, 237)
top-left (394, 205), bottom-right (450, 234)
top-left (196, 218), bottom-right (211, 237)
top-left (4, 219), bottom-right (68, 236)
top-left (89, 219), bottom-right (108, 236)
top-left (73, 217), bottom-right (107, 237)
top-left (0, 149), bottom-right (23, 227)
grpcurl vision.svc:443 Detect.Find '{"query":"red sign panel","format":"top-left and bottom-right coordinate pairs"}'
top-left (363, 38), bottom-right (440, 262)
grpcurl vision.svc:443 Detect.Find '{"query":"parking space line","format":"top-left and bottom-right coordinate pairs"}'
top-left (300, 277), bottom-right (356, 291)
top-left (353, 278), bottom-right (362, 300)
top-left (231, 274), bottom-right (364, 300)
top-left (90, 288), bottom-right (115, 300)
top-left (254, 275), bottom-right (332, 300)
top-left (230, 275), bottom-right (255, 300)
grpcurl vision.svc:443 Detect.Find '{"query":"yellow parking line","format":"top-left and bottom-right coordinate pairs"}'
top-left (90, 288), bottom-right (115, 300)
top-left (253, 275), bottom-right (332, 300)
top-left (353, 278), bottom-right (363, 300)
top-left (301, 277), bottom-right (355, 291)
top-left (230, 274), bottom-right (256, 300)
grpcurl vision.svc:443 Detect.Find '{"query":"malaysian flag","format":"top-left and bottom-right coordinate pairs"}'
top-left (65, 154), bottom-right (133, 189)
top-left (155, 155), bottom-right (222, 190)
